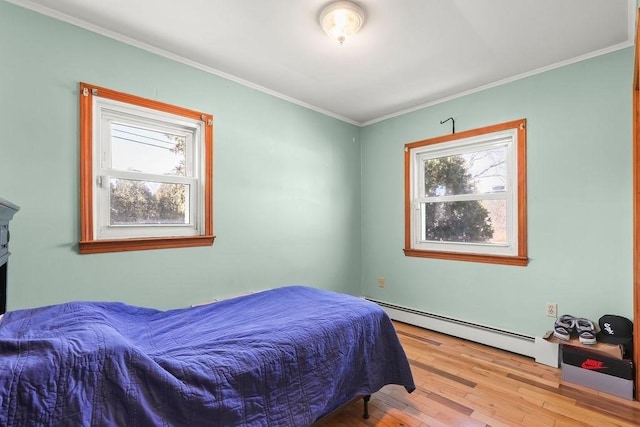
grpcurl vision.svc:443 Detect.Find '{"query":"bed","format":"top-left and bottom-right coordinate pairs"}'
top-left (0, 285), bottom-right (415, 426)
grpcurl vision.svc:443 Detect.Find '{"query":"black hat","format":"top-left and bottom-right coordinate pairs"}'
top-left (596, 315), bottom-right (633, 344)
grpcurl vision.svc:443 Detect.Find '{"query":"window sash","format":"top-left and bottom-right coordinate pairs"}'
top-left (98, 108), bottom-right (199, 177)
top-left (109, 121), bottom-right (189, 177)
top-left (413, 199), bottom-right (515, 255)
top-left (415, 137), bottom-right (512, 197)
top-left (95, 172), bottom-right (200, 240)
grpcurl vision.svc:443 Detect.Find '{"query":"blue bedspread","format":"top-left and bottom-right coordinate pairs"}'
top-left (0, 286), bottom-right (414, 426)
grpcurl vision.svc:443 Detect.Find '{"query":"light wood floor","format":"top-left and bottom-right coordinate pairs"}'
top-left (316, 321), bottom-right (640, 427)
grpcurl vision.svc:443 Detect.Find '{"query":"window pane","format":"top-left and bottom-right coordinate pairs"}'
top-left (421, 200), bottom-right (506, 244)
top-left (424, 147), bottom-right (506, 197)
top-left (109, 178), bottom-right (189, 225)
top-left (111, 123), bottom-right (186, 176)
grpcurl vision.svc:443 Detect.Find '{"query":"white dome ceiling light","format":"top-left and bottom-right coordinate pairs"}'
top-left (319, 1), bottom-right (365, 45)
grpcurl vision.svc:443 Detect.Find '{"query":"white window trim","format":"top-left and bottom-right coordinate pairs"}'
top-left (92, 97), bottom-right (206, 240)
top-left (410, 132), bottom-right (517, 256)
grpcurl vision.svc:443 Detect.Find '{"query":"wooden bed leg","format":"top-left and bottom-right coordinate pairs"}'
top-left (362, 395), bottom-right (371, 419)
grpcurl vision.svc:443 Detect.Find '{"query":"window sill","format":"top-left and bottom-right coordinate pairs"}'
top-left (79, 235), bottom-right (215, 254)
top-left (403, 248), bottom-right (528, 266)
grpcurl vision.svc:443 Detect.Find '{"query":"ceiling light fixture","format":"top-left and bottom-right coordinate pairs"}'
top-left (319, 1), bottom-right (365, 45)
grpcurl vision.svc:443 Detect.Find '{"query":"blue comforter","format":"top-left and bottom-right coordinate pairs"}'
top-left (0, 286), bottom-right (414, 426)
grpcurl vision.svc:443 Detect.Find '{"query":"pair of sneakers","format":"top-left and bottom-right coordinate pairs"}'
top-left (553, 314), bottom-right (597, 345)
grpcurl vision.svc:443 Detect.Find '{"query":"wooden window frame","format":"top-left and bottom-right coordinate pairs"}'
top-left (632, 7), bottom-right (639, 401)
top-left (404, 119), bottom-right (528, 266)
top-left (79, 82), bottom-right (215, 254)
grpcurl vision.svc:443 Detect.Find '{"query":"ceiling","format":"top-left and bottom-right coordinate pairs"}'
top-left (9, 0), bottom-right (635, 125)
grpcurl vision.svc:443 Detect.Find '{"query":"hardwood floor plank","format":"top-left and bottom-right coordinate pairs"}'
top-left (421, 391), bottom-right (474, 416)
top-left (469, 410), bottom-right (515, 427)
top-left (520, 412), bottom-right (556, 427)
top-left (516, 385), bottom-right (576, 408)
top-left (396, 329), bottom-right (443, 346)
top-left (410, 358), bottom-right (477, 388)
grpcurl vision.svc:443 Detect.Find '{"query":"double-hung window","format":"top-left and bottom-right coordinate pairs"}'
top-left (79, 83), bottom-right (214, 254)
top-left (404, 119), bottom-right (527, 265)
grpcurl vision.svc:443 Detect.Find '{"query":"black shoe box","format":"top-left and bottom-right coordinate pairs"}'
top-left (561, 345), bottom-right (634, 400)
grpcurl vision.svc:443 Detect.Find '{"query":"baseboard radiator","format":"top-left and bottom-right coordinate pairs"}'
top-left (366, 298), bottom-right (536, 358)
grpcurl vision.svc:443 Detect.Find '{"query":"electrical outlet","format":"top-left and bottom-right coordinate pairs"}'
top-left (377, 277), bottom-right (385, 288)
top-left (546, 303), bottom-right (558, 318)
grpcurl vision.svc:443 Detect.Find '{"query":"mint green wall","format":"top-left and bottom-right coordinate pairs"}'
top-left (0, 2), bottom-right (635, 339)
top-left (0, 2), bottom-right (361, 310)
top-left (360, 48), bottom-right (634, 337)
